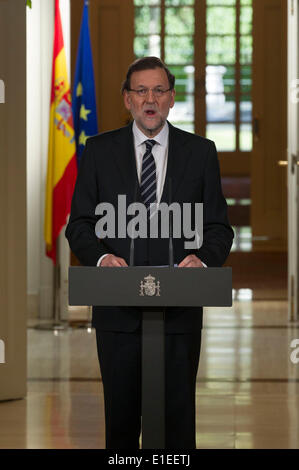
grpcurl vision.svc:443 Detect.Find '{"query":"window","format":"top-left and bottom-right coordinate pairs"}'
top-left (134, 0), bottom-right (253, 152)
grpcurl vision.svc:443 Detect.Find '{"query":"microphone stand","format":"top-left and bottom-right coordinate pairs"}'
top-left (130, 181), bottom-right (138, 266)
top-left (168, 177), bottom-right (174, 267)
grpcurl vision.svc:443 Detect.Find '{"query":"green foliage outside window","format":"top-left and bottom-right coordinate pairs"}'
top-left (134, 0), bottom-right (253, 146)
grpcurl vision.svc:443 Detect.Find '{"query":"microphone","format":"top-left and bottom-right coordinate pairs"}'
top-left (129, 180), bottom-right (139, 266)
top-left (168, 177), bottom-right (174, 267)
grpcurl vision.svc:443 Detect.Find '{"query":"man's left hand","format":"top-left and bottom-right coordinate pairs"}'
top-left (178, 254), bottom-right (204, 268)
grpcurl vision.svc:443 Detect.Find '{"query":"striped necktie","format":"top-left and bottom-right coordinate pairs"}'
top-left (140, 139), bottom-right (157, 212)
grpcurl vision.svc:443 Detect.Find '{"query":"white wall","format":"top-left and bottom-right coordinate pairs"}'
top-left (26, 0), bottom-right (71, 319)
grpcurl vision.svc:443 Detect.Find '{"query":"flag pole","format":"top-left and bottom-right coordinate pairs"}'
top-left (53, 238), bottom-right (68, 330)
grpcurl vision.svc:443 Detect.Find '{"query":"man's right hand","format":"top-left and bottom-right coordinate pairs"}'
top-left (100, 254), bottom-right (128, 267)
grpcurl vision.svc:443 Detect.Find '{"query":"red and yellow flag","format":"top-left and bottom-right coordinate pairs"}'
top-left (45, 0), bottom-right (77, 264)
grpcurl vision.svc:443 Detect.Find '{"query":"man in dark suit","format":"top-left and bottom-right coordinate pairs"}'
top-left (66, 56), bottom-right (233, 449)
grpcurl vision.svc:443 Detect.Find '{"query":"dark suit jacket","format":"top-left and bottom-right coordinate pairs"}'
top-left (65, 122), bottom-right (234, 333)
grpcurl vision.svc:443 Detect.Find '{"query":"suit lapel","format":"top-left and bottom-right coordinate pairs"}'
top-left (112, 123), bottom-right (142, 203)
top-left (161, 122), bottom-right (191, 203)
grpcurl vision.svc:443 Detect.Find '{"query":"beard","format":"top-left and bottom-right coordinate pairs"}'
top-left (136, 115), bottom-right (166, 137)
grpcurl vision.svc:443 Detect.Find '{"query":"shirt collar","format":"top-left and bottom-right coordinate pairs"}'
top-left (132, 120), bottom-right (169, 148)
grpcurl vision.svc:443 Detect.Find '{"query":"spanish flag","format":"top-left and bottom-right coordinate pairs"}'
top-left (44, 0), bottom-right (77, 264)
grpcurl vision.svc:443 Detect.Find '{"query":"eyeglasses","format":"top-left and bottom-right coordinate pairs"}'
top-left (128, 87), bottom-right (172, 98)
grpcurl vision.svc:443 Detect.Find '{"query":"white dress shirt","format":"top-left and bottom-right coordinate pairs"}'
top-left (132, 120), bottom-right (169, 204)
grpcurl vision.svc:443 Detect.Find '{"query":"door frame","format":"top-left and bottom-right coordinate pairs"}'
top-left (287, 0), bottom-right (299, 321)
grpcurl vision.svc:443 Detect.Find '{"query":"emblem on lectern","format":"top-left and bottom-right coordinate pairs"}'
top-left (139, 275), bottom-right (161, 297)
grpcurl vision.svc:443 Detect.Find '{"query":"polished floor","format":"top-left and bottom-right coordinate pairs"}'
top-left (1, 297), bottom-right (299, 449)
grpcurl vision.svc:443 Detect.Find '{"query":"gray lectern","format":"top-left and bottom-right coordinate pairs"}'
top-left (68, 266), bottom-right (232, 449)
